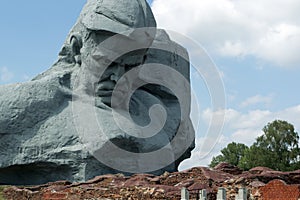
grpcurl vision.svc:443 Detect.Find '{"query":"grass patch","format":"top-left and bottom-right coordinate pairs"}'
top-left (0, 186), bottom-right (8, 200)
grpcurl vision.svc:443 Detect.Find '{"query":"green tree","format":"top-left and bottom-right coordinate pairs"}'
top-left (209, 142), bottom-right (249, 168)
top-left (238, 145), bottom-right (276, 170)
top-left (210, 155), bottom-right (226, 168)
top-left (239, 120), bottom-right (300, 171)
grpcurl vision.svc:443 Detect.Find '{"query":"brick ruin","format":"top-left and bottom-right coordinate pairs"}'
top-left (2, 163), bottom-right (300, 199)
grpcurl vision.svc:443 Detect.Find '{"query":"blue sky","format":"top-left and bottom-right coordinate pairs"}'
top-left (1, 0), bottom-right (300, 169)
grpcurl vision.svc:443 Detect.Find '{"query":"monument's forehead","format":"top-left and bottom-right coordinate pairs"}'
top-left (80, 0), bottom-right (156, 34)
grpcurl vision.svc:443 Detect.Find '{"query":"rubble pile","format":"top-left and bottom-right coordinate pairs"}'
top-left (3, 163), bottom-right (300, 200)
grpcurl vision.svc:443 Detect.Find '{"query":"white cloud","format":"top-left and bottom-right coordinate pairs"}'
top-left (0, 67), bottom-right (14, 83)
top-left (219, 40), bottom-right (246, 57)
top-left (228, 105), bottom-right (300, 144)
top-left (152, 0), bottom-right (300, 68)
top-left (256, 24), bottom-right (300, 67)
top-left (179, 104), bottom-right (300, 169)
top-left (240, 94), bottom-right (273, 108)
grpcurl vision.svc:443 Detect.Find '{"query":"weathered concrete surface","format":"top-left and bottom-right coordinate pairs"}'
top-left (0, 0), bottom-right (194, 185)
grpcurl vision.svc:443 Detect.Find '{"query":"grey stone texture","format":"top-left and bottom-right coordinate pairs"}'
top-left (181, 187), bottom-right (190, 200)
top-left (199, 189), bottom-right (207, 200)
top-left (235, 188), bottom-right (247, 200)
top-left (217, 187), bottom-right (227, 200)
top-left (0, 0), bottom-right (194, 185)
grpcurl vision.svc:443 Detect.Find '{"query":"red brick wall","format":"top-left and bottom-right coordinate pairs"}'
top-left (259, 179), bottom-right (300, 200)
top-left (42, 191), bottom-right (68, 200)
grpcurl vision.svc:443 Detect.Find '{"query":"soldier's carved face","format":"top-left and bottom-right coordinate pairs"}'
top-left (82, 30), bottom-right (146, 107)
top-left (95, 52), bottom-right (146, 106)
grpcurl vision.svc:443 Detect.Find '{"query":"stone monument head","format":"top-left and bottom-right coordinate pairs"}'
top-left (0, 0), bottom-right (195, 185)
top-left (53, 0), bottom-right (157, 106)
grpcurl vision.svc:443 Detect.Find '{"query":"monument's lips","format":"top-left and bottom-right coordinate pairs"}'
top-left (0, 0), bottom-right (195, 185)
